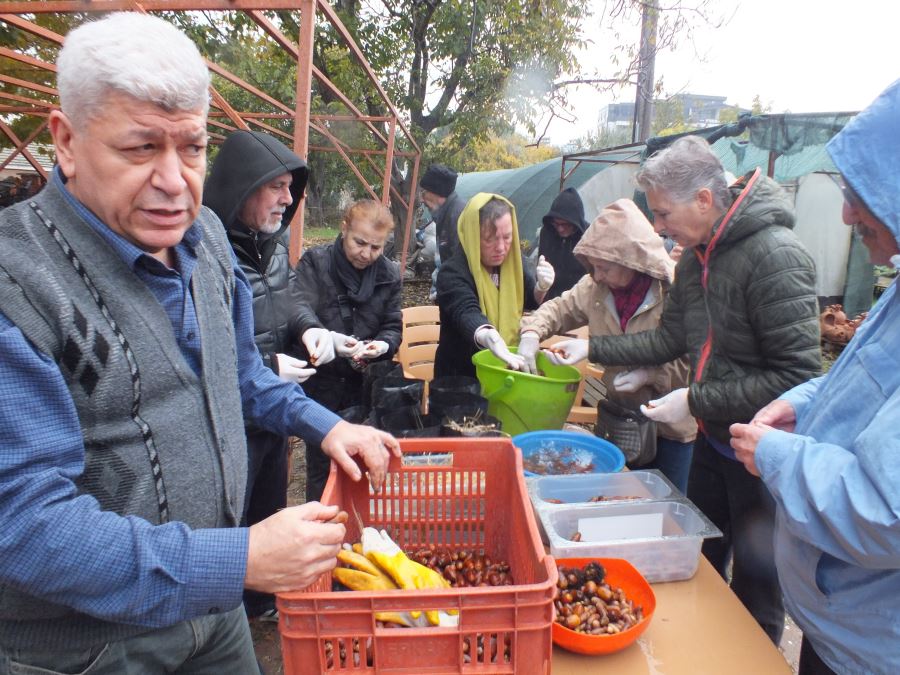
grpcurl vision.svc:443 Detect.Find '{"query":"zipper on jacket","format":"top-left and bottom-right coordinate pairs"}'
top-left (691, 168), bottom-right (761, 434)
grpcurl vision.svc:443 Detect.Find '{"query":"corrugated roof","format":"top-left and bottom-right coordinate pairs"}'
top-left (0, 145), bottom-right (56, 174)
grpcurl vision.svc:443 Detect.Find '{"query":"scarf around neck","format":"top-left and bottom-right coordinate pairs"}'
top-left (610, 272), bottom-right (652, 332)
top-left (331, 234), bottom-right (377, 304)
top-left (457, 193), bottom-right (524, 345)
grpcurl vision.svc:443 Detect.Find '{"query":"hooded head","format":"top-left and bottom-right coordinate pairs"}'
top-left (541, 187), bottom-right (589, 239)
top-left (203, 130), bottom-right (309, 234)
top-left (573, 198), bottom-right (675, 284)
top-left (827, 79), bottom-right (900, 266)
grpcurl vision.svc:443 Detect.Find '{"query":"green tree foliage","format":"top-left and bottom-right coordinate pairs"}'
top-left (445, 132), bottom-right (559, 172)
top-left (0, 13), bottom-right (82, 152)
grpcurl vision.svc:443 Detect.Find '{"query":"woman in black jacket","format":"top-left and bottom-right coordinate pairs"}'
top-left (289, 200), bottom-right (402, 501)
top-left (434, 193), bottom-right (555, 378)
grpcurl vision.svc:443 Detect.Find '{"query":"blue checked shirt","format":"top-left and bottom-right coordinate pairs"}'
top-left (0, 170), bottom-right (340, 628)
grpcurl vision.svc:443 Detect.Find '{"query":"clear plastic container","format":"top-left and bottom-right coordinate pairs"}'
top-left (542, 499), bottom-right (722, 583)
top-left (527, 469), bottom-right (677, 506)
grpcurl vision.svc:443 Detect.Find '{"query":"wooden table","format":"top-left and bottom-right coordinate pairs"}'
top-left (552, 557), bottom-right (791, 674)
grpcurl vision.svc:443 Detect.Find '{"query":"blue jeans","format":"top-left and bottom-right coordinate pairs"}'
top-left (0, 607), bottom-right (257, 675)
top-left (641, 436), bottom-right (693, 494)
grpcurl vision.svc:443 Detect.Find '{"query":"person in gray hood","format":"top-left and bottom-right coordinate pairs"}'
top-left (204, 130), bottom-right (316, 620)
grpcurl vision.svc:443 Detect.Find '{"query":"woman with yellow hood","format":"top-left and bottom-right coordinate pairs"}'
top-left (433, 193), bottom-right (555, 378)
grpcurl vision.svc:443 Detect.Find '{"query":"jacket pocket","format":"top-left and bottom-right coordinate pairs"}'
top-left (814, 551), bottom-right (895, 615)
top-left (856, 341), bottom-right (900, 399)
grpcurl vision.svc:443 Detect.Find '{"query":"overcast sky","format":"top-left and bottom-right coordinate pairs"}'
top-left (542, 0), bottom-right (898, 145)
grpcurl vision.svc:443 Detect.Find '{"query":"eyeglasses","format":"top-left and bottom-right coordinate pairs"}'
top-left (834, 175), bottom-right (865, 211)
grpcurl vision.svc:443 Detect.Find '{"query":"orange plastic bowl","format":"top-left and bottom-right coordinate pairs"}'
top-left (552, 557), bottom-right (656, 655)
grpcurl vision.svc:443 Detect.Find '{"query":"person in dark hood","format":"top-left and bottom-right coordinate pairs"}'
top-left (204, 130), bottom-right (314, 621)
top-left (537, 187), bottom-right (589, 300)
top-left (420, 163), bottom-right (465, 263)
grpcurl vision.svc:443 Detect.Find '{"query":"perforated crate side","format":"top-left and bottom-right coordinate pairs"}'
top-left (277, 438), bottom-right (557, 673)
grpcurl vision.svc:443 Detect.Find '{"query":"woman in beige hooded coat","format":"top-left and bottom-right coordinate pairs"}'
top-left (518, 199), bottom-right (697, 491)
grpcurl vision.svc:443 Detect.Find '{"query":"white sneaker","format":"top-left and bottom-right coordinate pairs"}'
top-left (257, 608), bottom-right (279, 623)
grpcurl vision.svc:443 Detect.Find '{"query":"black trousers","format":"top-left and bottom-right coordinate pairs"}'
top-left (799, 636), bottom-right (837, 675)
top-left (303, 375), bottom-right (363, 503)
top-left (688, 434), bottom-right (785, 644)
top-left (241, 427), bottom-right (290, 616)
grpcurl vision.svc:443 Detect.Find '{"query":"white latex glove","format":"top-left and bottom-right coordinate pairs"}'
top-left (474, 326), bottom-right (526, 370)
top-left (275, 353), bottom-right (316, 384)
top-left (535, 255), bottom-right (556, 292)
top-left (612, 368), bottom-right (652, 394)
top-left (516, 332), bottom-right (540, 374)
top-left (640, 387), bottom-right (691, 424)
top-left (302, 327), bottom-right (336, 366)
top-left (541, 338), bottom-right (588, 365)
top-left (331, 331), bottom-right (364, 358)
top-left (356, 340), bottom-right (389, 360)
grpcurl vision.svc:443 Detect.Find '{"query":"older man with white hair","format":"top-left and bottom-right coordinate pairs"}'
top-left (0, 13), bottom-right (398, 671)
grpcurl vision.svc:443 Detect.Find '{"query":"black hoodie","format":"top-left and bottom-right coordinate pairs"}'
top-left (203, 131), bottom-right (309, 371)
top-left (537, 187), bottom-right (589, 300)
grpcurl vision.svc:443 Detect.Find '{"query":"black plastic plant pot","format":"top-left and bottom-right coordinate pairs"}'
top-left (372, 376), bottom-right (425, 411)
top-left (379, 405), bottom-right (440, 438)
top-left (428, 391), bottom-right (488, 420)
top-left (337, 405), bottom-right (370, 425)
top-left (429, 375), bottom-right (482, 397)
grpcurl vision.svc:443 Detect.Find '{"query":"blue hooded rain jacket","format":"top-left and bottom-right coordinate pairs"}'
top-left (755, 79), bottom-right (900, 674)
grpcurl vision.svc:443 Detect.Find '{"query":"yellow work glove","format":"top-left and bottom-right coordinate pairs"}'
top-left (361, 527), bottom-right (453, 626)
top-left (334, 549), bottom-right (419, 626)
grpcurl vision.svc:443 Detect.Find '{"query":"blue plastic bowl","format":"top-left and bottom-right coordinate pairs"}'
top-left (512, 430), bottom-right (625, 476)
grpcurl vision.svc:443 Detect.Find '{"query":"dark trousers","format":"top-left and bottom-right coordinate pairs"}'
top-left (241, 427), bottom-right (289, 617)
top-left (305, 440), bottom-right (332, 503)
top-left (0, 606), bottom-right (256, 674)
top-left (799, 636), bottom-right (837, 675)
top-left (688, 434), bottom-right (785, 644)
top-left (303, 376), bottom-right (362, 503)
top-left (643, 436), bottom-right (693, 494)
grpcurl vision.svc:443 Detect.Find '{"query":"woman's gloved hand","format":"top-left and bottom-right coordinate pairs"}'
top-left (641, 387), bottom-right (691, 424)
top-left (474, 326), bottom-right (526, 371)
top-left (516, 332), bottom-right (541, 374)
top-left (535, 255), bottom-right (556, 292)
top-left (612, 368), bottom-right (652, 393)
top-left (332, 331), bottom-right (364, 358)
top-left (357, 340), bottom-right (389, 360)
top-left (275, 353), bottom-right (316, 384)
top-left (302, 327), bottom-right (335, 366)
top-left (542, 338), bottom-right (588, 365)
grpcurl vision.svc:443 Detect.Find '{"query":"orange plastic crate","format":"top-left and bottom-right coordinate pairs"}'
top-left (277, 438), bottom-right (558, 673)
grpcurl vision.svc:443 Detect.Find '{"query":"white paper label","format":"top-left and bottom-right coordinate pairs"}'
top-left (577, 513), bottom-right (664, 541)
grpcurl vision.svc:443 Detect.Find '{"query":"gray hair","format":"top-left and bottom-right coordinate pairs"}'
top-left (635, 135), bottom-right (731, 209)
top-left (57, 12), bottom-right (210, 128)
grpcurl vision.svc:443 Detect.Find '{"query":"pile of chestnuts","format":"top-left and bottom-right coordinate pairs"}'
top-left (407, 546), bottom-right (514, 587)
top-left (555, 562), bottom-right (644, 635)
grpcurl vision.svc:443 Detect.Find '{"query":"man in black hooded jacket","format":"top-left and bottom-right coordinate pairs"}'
top-left (537, 187), bottom-right (589, 300)
top-left (203, 130), bottom-right (313, 620)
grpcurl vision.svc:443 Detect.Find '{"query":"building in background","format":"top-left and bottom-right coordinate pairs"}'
top-left (599, 94), bottom-right (749, 136)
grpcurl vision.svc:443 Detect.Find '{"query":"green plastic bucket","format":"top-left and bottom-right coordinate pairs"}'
top-left (472, 348), bottom-right (581, 437)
